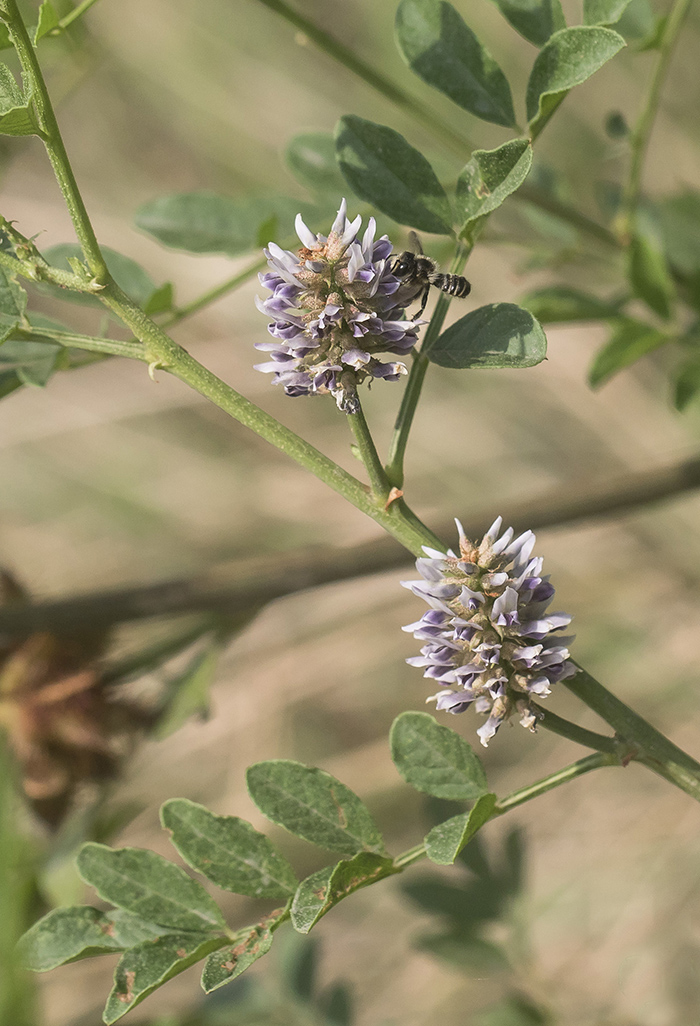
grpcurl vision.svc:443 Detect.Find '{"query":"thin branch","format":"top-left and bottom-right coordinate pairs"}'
top-left (2, 452), bottom-right (700, 637)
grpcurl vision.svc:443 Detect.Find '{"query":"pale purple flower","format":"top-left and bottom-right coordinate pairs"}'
top-left (255, 200), bottom-right (422, 412)
top-left (402, 517), bottom-right (576, 747)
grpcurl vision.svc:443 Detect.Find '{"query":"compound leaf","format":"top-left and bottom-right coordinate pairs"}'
top-left (390, 712), bottom-right (488, 800)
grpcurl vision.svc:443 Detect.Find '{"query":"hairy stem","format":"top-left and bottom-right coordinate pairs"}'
top-left (55, 0), bottom-right (103, 32)
top-left (532, 703), bottom-right (619, 754)
top-left (346, 394), bottom-right (392, 502)
top-left (386, 241), bottom-right (471, 488)
top-left (617, 0), bottom-right (694, 237)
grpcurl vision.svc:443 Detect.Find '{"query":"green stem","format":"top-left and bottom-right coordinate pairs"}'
top-left (253, 0), bottom-right (468, 158)
top-left (532, 702), bottom-right (619, 754)
top-left (55, 0), bottom-right (102, 32)
top-left (346, 392), bottom-right (391, 501)
top-left (386, 241), bottom-right (471, 488)
top-left (0, 0), bottom-right (108, 281)
top-left (160, 256), bottom-right (267, 329)
top-left (566, 665), bottom-right (700, 802)
top-left (14, 327), bottom-right (147, 361)
top-left (617, 0), bottom-right (694, 237)
top-left (393, 751), bottom-right (616, 868)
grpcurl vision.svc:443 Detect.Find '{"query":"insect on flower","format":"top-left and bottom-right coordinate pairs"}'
top-left (392, 231), bottom-right (472, 318)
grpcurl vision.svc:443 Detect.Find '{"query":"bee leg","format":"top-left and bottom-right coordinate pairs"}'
top-left (415, 284), bottom-right (430, 319)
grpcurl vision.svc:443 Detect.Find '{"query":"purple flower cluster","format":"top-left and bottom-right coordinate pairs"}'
top-left (402, 517), bottom-right (576, 747)
top-left (255, 200), bottom-right (422, 412)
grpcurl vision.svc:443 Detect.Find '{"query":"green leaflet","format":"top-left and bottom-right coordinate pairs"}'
top-left (425, 794), bottom-right (498, 865)
top-left (456, 139), bottom-right (533, 240)
top-left (628, 231), bottom-right (675, 320)
top-left (588, 318), bottom-right (670, 387)
top-left (526, 27), bottom-right (626, 138)
top-left (335, 116), bottom-right (453, 235)
top-left (519, 286), bottom-right (621, 323)
top-left (390, 712), bottom-right (489, 800)
top-left (18, 907), bottom-right (167, 972)
top-left (76, 843), bottom-right (226, 933)
top-left (488, 0), bottom-right (566, 46)
top-left (583, 0), bottom-right (633, 25)
top-left (200, 905), bottom-right (289, 993)
top-left (395, 0), bottom-right (516, 128)
top-left (161, 798), bottom-right (298, 899)
top-left (290, 853), bottom-right (399, 934)
top-left (286, 132), bottom-right (348, 195)
top-left (247, 760), bottom-right (386, 856)
top-left (428, 303), bottom-right (547, 369)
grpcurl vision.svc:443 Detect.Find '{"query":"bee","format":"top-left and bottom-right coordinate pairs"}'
top-left (392, 231), bottom-right (471, 318)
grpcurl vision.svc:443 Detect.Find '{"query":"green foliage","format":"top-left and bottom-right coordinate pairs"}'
top-left (18, 907), bottom-right (168, 971)
top-left (488, 0), bottom-right (566, 47)
top-left (395, 0), bottom-right (517, 128)
top-left (161, 799), bottom-right (298, 899)
top-left (526, 27), bottom-right (626, 137)
top-left (290, 853), bottom-right (399, 934)
top-left (155, 637), bottom-right (224, 739)
top-left (34, 1), bottom-right (60, 42)
top-left (0, 64), bottom-right (40, 136)
top-left (474, 994), bottom-right (552, 1025)
top-left (335, 116), bottom-right (452, 235)
top-left (286, 133), bottom-right (348, 196)
top-left (246, 760), bottom-right (386, 856)
top-left (76, 843), bottom-right (226, 932)
top-left (520, 286), bottom-right (621, 322)
top-left (456, 139), bottom-right (533, 241)
top-left (201, 909), bottom-right (287, 994)
top-left (105, 933), bottom-right (226, 1023)
top-left (674, 358), bottom-right (700, 410)
top-left (390, 711), bottom-right (489, 799)
top-left (425, 793), bottom-right (498, 864)
top-left (42, 243), bottom-right (160, 309)
top-left (628, 230), bottom-right (675, 319)
top-left (589, 318), bottom-right (670, 387)
top-left (135, 193), bottom-right (319, 256)
top-left (428, 303), bottom-right (547, 369)
top-left (656, 191), bottom-right (700, 310)
top-left (583, 0), bottom-right (633, 25)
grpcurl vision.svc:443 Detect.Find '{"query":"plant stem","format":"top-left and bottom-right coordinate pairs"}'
top-left (253, 0), bottom-right (468, 158)
top-left (14, 327), bottom-right (148, 361)
top-left (55, 0), bottom-right (102, 33)
top-left (617, 0), bottom-right (694, 238)
top-left (393, 751), bottom-right (616, 868)
top-left (0, 0), bottom-right (108, 281)
top-left (566, 665), bottom-right (700, 802)
top-left (386, 241), bottom-right (471, 488)
top-left (160, 256), bottom-right (268, 329)
top-left (346, 394), bottom-right (391, 501)
top-left (532, 703), bottom-right (619, 754)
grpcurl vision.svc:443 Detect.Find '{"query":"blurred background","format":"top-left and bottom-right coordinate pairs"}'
top-left (3, 0), bottom-right (700, 1023)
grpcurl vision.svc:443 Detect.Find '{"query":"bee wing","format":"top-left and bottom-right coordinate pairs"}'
top-left (407, 230), bottom-right (423, 255)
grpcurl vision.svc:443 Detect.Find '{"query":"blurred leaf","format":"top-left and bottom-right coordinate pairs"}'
top-left (615, 0), bottom-right (655, 37)
top-left (247, 761), bottom-right (385, 856)
top-left (335, 116), bottom-right (452, 235)
top-left (416, 932), bottom-right (509, 972)
top-left (320, 983), bottom-right (353, 1026)
top-left (390, 712), bottom-right (488, 800)
top-left (402, 875), bottom-right (504, 925)
top-left (0, 338), bottom-right (61, 387)
top-left (628, 231), bottom-right (675, 319)
top-left (286, 133), bottom-right (348, 195)
top-left (143, 281), bottom-right (175, 317)
top-left (34, 0), bottom-right (60, 42)
top-left (135, 193), bottom-right (315, 256)
top-left (0, 26), bottom-right (10, 50)
top-left (201, 907), bottom-right (288, 994)
top-left (425, 793), bottom-right (497, 865)
top-left (655, 192), bottom-right (700, 308)
top-left (428, 303), bottom-right (547, 369)
top-left (502, 826), bottom-right (526, 896)
top-left (519, 286), bottom-right (620, 322)
top-left (41, 244), bottom-right (159, 309)
top-left (155, 635), bottom-right (224, 740)
top-left (161, 799), bottom-right (297, 900)
top-left (474, 994), bottom-right (552, 1025)
top-left (395, 0), bottom-right (516, 127)
top-left (583, 0), bottom-right (632, 25)
top-left (76, 843), bottom-right (226, 932)
top-left (526, 27), bottom-right (626, 137)
top-left (282, 933), bottom-right (318, 1001)
top-left (634, 13), bottom-right (667, 49)
top-left (0, 264), bottom-right (27, 319)
top-left (487, 0), bottom-right (566, 46)
top-left (457, 830), bottom-right (492, 876)
top-left (673, 359), bottom-right (700, 411)
top-left (290, 853), bottom-right (399, 934)
top-left (104, 933), bottom-right (225, 1023)
top-left (588, 318), bottom-right (669, 387)
top-left (18, 907), bottom-right (168, 972)
top-left (0, 65), bottom-right (40, 136)
top-left (605, 110), bottom-right (629, 137)
top-left (456, 139), bottom-right (532, 240)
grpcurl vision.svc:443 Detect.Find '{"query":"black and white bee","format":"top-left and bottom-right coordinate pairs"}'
top-left (392, 231), bottom-right (471, 318)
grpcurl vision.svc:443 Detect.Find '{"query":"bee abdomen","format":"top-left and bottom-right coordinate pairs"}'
top-left (430, 272), bottom-right (471, 298)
